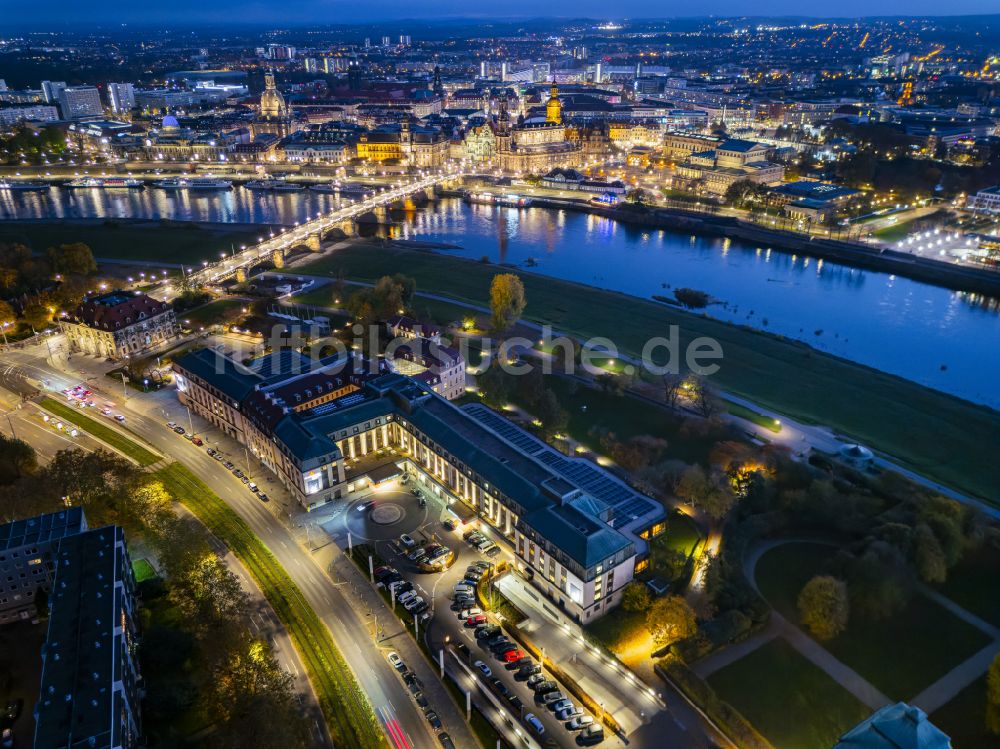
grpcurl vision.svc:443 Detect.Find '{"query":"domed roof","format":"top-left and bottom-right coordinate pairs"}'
top-left (161, 115), bottom-right (180, 130)
top-left (260, 72), bottom-right (288, 119)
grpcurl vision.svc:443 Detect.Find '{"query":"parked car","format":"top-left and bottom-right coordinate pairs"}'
top-left (556, 705), bottom-right (583, 721)
top-left (438, 732), bottom-right (456, 749)
top-left (526, 673), bottom-right (546, 688)
top-left (525, 713), bottom-right (545, 735)
top-left (466, 614), bottom-right (487, 627)
top-left (486, 546), bottom-right (501, 558)
top-left (411, 601), bottom-right (429, 615)
top-left (542, 691), bottom-right (566, 706)
top-left (408, 548), bottom-right (428, 562)
top-left (191, 436), bottom-right (203, 446)
top-left (248, 482), bottom-right (259, 492)
top-left (213, 453), bottom-right (225, 462)
top-left (174, 426), bottom-right (185, 434)
top-left (413, 692), bottom-right (429, 709)
top-left (403, 596), bottom-right (425, 611)
top-left (507, 657), bottom-right (532, 671)
top-left (473, 660), bottom-right (492, 677)
top-left (223, 461), bottom-right (235, 470)
top-left (503, 649), bottom-right (526, 663)
top-left (567, 716), bottom-right (594, 731)
top-left (459, 607), bottom-right (482, 619)
top-left (549, 698), bottom-right (573, 713)
top-left (442, 519), bottom-right (457, 531)
top-left (206, 447), bottom-right (217, 456)
top-left (240, 476), bottom-right (250, 484)
top-left (578, 725), bottom-right (605, 745)
top-left (399, 533), bottom-right (416, 548)
top-left (475, 625), bottom-right (499, 639)
top-left (516, 663), bottom-right (541, 679)
top-left (166, 421), bottom-right (177, 429)
top-left (258, 493), bottom-right (270, 503)
top-left (532, 680), bottom-right (557, 695)
top-left (387, 652), bottom-right (405, 671)
top-left (490, 678), bottom-right (511, 699)
top-left (424, 709), bottom-right (442, 730)
top-left (398, 590), bottom-right (417, 605)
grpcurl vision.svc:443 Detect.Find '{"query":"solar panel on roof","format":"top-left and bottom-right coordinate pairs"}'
top-left (462, 403), bottom-right (660, 523)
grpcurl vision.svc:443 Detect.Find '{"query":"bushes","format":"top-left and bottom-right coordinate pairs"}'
top-left (672, 609), bottom-right (757, 663)
top-left (656, 654), bottom-right (773, 749)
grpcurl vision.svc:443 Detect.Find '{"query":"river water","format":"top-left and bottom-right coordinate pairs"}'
top-left (2, 186), bottom-right (998, 407)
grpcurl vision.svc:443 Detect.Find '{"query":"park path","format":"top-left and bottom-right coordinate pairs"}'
top-left (740, 539), bottom-right (893, 711)
top-left (737, 538), bottom-right (1000, 715)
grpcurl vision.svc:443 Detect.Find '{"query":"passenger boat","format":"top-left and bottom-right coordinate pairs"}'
top-left (0, 180), bottom-right (50, 191)
top-left (64, 177), bottom-right (144, 189)
top-left (187, 177), bottom-right (232, 190)
top-left (464, 191), bottom-right (532, 208)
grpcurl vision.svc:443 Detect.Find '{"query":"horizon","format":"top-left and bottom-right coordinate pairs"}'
top-left (5, 8), bottom-right (1000, 28)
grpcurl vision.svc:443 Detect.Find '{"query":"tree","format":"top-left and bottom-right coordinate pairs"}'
top-left (622, 581), bottom-right (652, 612)
top-left (913, 523), bottom-right (948, 584)
top-left (645, 595), bottom-right (697, 647)
top-left (662, 373), bottom-right (685, 408)
top-left (516, 363), bottom-right (546, 408)
top-left (48, 243), bottom-right (97, 276)
top-left (20, 302), bottom-right (52, 331)
top-left (0, 299), bottom-right (15, 328)
top-left (210, 638), bottom-right (309, 749)
top-left (988, 653), bottom-right (1000, 735)
top-left (535, 389), bottom-right (568, 437)
top-left (625, 187), bottom-right (647, 205)
top-left (489, 273), bottom-right (526, 334)
top-left (797, 575), bottom-right (849, 641)
top-left (477, 361), bottom-right (514, 408)
top-left (689, 376), bottom-right (723, 419)
top-left (0, 434), bottom-right (36, 483)
top-left (675, 464), bottom-right (737, 520)
top-left (173, 555), bottom-right (249, 639)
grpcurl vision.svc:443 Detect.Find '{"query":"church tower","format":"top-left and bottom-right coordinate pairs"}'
top-left (545, 83), bottom-right (562, 125)
top-left (432, 65), bottom-right (444, 97)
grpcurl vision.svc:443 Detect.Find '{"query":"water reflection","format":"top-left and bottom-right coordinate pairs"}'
top-left (1, 189), bottom-right (997, 406)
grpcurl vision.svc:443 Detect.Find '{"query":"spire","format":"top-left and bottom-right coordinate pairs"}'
top-left (432, 65), bottom-right (444, 96)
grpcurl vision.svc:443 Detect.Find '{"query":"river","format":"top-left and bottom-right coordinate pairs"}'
top-left (1, 186), bottom-right (998, 407)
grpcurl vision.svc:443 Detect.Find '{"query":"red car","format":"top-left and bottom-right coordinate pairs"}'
top-left (467, 614), bottom-right (488, 626)
top-left (503, 649), bottom-right (526, 663)
top-left (191, 437), bottom-right (204, 446)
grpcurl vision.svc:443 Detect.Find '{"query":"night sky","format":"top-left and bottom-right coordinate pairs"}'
top-left (4, 0), bottom-right (1000, 26)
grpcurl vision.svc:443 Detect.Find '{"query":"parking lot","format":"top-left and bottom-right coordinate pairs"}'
top-left (364, 483), bottom-right (606, 747)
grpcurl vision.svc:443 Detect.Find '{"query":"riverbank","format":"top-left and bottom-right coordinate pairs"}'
top-left (0, 218), bottom-right (265, 266)
top-left (458, 192), bottom-right (1000, 298)
top-left (299, 242), bottom-right (1000, 503)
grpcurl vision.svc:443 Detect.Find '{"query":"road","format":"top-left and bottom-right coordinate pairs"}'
top-left (0, 343), bottom-right (464, 749)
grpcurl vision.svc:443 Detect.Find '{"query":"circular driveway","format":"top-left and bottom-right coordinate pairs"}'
top-left (341, 489), bottom-right (428, 542)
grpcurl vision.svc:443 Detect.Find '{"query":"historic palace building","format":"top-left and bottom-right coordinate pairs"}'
top-left (59, 290), bottom-right (177, 360)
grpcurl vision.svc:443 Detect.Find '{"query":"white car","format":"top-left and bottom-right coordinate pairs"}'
top-left (398, 590), bottom-right (417, 605)
top-left (399, 533), bottom-right (416, 547)
top-left (459, 607), bottom-right (483, 619)
top-left (525, 713), bottom-right (545, 735)
top-left (567, 716), bottom-right (594, 731)
top-left (387, 652), bottom-right (405, 671)
top-left (403, 596), bottom-right (424, 611)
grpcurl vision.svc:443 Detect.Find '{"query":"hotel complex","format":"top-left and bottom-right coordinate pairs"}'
top-left (173, 347), bottom-right (666, 622)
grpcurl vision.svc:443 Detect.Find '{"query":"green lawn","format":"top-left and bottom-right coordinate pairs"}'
top-left (931, 675), bottom-right (1000, 749)
top-left (154, 463), bottom-right (386, 749)
top-left (936, 543), bottom-right (1000, 628)
top-left (178, 298), bottom-right (248, 329)
top-left (0, 219), bottom-right (263, 266)
top-left (38, 396), bottom-right (160, 466)
top-left (708, 637), bottom-right (872, 749)
top-left (724, 400), bottom-right (782, 433)
top-left (131, 558), bottom-right (158, 582)
top-left (872, 219), bottom-right (917, 242)
top-left (755, 542), bottom-right (993, 700)
top-left (296, 244), bottom-right (1000, 503)
top-left (585, 607), bottom-right (647, 655)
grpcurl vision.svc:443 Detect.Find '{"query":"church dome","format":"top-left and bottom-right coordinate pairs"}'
top-left (161, 115), bottom-right (180, 130)
top-left (260, 72), bottom-right (288, 119)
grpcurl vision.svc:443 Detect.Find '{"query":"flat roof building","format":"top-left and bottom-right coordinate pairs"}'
top-left (34, 524), bottom-right (141, 749)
